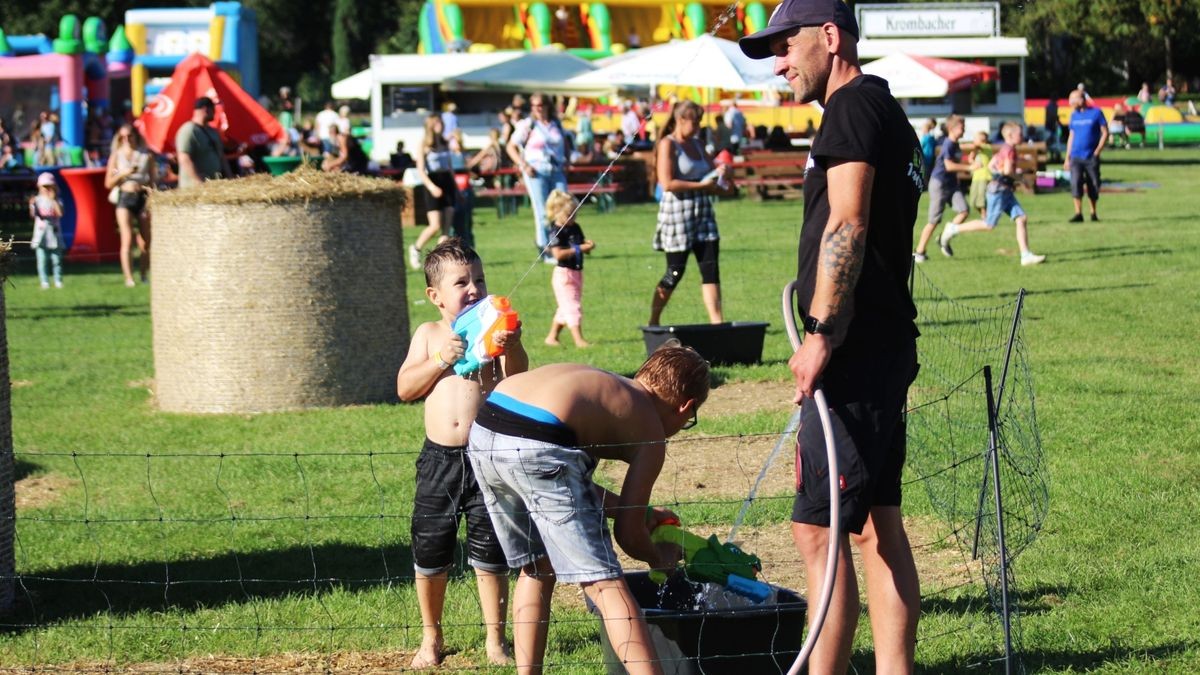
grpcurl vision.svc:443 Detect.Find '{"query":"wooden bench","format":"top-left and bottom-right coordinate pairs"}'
top-left (734, 150), bottom-right (808, 200)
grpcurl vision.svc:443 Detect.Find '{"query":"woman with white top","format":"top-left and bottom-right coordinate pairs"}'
top-left (408, 114), bottom-right (459, 269)
top-left (649, 100), bottom-right (735, 326)
top-left (105, 124), bottom-right (157, 287)
top-left (506, 92), bottom-right (569, 258)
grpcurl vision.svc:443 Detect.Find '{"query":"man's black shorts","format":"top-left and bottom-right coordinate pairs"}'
top-left (792, 341), bottom-right (918, 535)
top-left (1069, 156), bottom-right (1101, 200)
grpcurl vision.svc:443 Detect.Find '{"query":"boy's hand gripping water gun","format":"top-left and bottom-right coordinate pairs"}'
top-left (450, 295), bottom-right (520, 376)
top-left (649, 519), bottom-right (773, 602)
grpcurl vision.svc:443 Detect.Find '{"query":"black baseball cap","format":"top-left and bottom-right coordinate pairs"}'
top-left (194, 96), bottom-right (215, 110)
top-left (739, 0), bottom-right (860, 60)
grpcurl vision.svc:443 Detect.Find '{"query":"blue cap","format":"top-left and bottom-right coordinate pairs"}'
top-left (739, 0), bottom-right (859, 60)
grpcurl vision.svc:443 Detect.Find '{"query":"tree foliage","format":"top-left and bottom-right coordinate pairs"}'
top-left (1, 0), bottom-right (1197, 101)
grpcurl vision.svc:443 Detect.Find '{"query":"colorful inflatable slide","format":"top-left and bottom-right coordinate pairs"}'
top-left (418, 0), bottom-right (775, 59)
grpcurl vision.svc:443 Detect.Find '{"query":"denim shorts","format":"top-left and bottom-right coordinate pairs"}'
top-left (467, 403), bottom-right (621, 583)
top-left (985, 189), bottom-right (1026, 228)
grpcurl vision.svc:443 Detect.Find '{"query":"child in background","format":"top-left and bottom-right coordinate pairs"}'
top-left (940, 121), bottom-right (1046, 266)
top-left (29, 172), bottom-right (64, 289)
top-left (967, 130), bottom-right (994, 221)
top-left (542, 189), bottom-right (594, 348)
top-left (395, 239), bottom-right (527, 669)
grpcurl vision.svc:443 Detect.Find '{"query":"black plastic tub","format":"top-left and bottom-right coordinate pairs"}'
top-left (641, 322), bottom-right (770, 365)
top-left (591, 571), bottom-right (807, 674)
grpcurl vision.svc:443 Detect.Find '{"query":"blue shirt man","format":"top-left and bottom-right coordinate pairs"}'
top-left (1064, 90), bottom-right (1109, 221)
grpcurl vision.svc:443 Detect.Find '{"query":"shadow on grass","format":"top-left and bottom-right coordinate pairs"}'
top-left (1102, 155), bottom-right (1200, 166)
top-left (1048, 245), bottom-right (1173, 263)
top-left (951, 281), bottom-right (1154, 303)
top-left (4, 541), bottom-right (419, 631)
top-left (920, 582), bottom-right (1074, 618)
top-left (14, 457), bottom-right (41, 482)
top-left (911, 640), bottom-right (1193, 673)
top-left (5, 303), bottom-right (149, 321)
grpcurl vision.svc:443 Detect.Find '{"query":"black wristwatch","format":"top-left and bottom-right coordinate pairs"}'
top-left (803, 315), bottom-right (834, 336)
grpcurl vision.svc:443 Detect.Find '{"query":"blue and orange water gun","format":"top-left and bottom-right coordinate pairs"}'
top-left (649, 519), bottom-right (772, 602)
top-left (450, 295), bottom-right (519, 376)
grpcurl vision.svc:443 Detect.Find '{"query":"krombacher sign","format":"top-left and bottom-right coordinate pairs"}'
top-left (855, 2), bottom-right (1000, 39)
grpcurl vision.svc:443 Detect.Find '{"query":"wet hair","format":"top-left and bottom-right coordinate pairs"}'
top-left (423, 237), bottom-right (481, 287)
top-left (661, 100), bottom-right (703, 138)
top-left (544, 189), bottom-right (579, 227)
top-left (635, 345), bottom-right (711, 409)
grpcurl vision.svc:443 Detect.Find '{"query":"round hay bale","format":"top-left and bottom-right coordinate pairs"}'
top-left (151, 169), bottom-right (409, 413)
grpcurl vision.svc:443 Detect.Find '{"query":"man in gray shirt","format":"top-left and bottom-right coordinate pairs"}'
top-left (175, 97), bottom-right (231, 188)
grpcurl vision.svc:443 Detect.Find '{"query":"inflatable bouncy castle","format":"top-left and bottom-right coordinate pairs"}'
top-left (418, 0), bottom-right (774, 59)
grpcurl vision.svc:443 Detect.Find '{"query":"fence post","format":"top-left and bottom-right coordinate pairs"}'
top-left (0, 282), bottom-right (14, 614)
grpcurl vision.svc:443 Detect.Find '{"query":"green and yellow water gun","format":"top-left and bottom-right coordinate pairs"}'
top-left (649, 520), bottom-right (772, 602)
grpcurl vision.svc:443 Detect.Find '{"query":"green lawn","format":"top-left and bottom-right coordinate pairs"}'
top-left (1, 148), bottom-right (1198, 671)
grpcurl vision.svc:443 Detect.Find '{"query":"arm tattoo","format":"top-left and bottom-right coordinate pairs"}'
top-left (820, 222), bottom-right (866, 320)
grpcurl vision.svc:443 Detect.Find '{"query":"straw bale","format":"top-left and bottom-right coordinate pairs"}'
top-left (0, 286), bottom-right (14, 613)
top-left (151, 170), bottom-right (409, 413)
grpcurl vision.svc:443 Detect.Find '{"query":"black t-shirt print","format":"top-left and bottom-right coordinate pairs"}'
top-left (798, 75), bottom-right (923, 353)
top-left (548, 223), bottom-right (587, 270)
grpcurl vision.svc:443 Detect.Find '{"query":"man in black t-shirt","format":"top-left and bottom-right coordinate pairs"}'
top-left (741, 0), bottom-right (922, 672)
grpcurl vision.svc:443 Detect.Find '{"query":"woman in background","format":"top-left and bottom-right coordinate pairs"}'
top-left (105, 124), bottom-right (156, 286)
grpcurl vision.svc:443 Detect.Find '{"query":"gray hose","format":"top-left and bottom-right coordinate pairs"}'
top-left (782, 280), bottom-right (841, 675)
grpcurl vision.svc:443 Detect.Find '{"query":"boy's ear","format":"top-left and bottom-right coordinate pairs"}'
top-left (678, 398), bottom-right (696, 415)
top-left (425, 286), bottom-right (440, 307)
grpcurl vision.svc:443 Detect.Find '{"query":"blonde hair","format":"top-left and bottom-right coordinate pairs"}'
top-left (635, 346), bottom-right (710, 408)
top-left (544, 189), bottom-right (578, 227)
top-left (422, 114), bottom-right (446, 153)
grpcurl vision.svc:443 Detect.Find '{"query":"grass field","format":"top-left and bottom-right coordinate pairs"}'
top-left (1, 147), bottom-right (1198, 672)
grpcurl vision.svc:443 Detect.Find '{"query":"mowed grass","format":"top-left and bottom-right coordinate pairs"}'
top-left (0, 147), bottom-right (1197, 672)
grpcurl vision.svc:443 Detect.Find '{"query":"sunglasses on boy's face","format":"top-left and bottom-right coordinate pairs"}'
top-left (680, 409), bottom-right (698, 430)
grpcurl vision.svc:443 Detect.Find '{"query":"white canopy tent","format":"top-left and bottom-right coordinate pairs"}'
top-left (862, 53), bottom-right (999, 100)
top-left (365, 51), bottom-right (602, 162)
top-left (331, 69), bottom-right (371, 100)
top-left (567, 34), bottom-right (789, 92)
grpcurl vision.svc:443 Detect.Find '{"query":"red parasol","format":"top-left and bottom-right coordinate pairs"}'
top-left (136, 52), bottom-right (284, 154)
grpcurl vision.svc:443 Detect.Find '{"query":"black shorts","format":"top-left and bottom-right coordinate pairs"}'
top-left (1069, 156), bottom-right (1101, 200)
top-left (792, 341), bottom-right (918, 535)
top-left (116, 189), bottom-right (147, 214)
top-left (410, 438), bottom-right (508, 575)
top-left (421, 171), bottom-right (458, 214)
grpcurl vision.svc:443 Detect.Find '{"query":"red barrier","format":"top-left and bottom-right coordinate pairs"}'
top-left (60, 167), bottom-right (120, 263)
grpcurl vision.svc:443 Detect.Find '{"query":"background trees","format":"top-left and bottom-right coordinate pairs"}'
top-left (1, 0), bottom-right (1197, 105)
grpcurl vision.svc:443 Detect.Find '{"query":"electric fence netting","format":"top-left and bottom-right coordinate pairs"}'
top-left (0, 267), bottom-right (1047, 674)
top-left (904, 265), bottom-right (1049, 674)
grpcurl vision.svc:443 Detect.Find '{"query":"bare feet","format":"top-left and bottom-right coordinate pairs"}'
top-left (410, 636), bottom-right (444, 669)
top-left (486, 640), bottom-right (514, 666)
top-left (544, 336), bottom-right (561, 346)
top-left (573, 339), bottom-right (590, 348)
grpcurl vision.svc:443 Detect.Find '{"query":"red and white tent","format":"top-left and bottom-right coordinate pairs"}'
top-left (136, 53), bottom-right (284, 154)
top-left (862, 54), bottom-right (997, 99)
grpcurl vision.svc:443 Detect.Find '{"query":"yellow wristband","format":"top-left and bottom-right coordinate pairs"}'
top-left (433, 351), bottom-right (450, 370)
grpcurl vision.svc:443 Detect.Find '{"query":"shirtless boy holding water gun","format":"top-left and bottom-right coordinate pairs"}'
top-left (396, 238), bottom-right (528, 668)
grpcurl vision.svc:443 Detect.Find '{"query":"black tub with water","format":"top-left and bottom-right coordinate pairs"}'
top-left (591, 571), bottom-right (807, 674)
top-left (640, 322), bottom-right (770, 365)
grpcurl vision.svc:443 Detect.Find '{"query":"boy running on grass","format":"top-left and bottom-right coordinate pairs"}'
top-left (466, 346), bottom-right (709, 675)
top-left (939, 121), bottom-right (1046, 266)
top-left (396, 238), bottom-right (529, 668)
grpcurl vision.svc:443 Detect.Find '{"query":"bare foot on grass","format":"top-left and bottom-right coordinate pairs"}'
top-left (544, 337), bottom-right (561, 346)
top-left (486, 640), bottom-right (514, 666)
top-left (410, 636), bottom-right (444, 669)
top-left (573, 339), bottom-right (590, 348)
